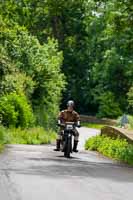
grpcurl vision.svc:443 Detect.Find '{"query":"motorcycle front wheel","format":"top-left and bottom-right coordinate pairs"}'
top-left (64, 138), bottom-right (71, 158)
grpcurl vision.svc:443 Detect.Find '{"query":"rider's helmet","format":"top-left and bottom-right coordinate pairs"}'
top-left (67, 100), bottom-right (74, 107)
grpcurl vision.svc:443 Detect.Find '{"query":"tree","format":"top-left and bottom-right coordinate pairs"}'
top-left (0, 18), bottom-right (65, 128)
top-left (127, 87), bottom-right (133, 114)
top-left (0, 0), bottom-right (132, 118)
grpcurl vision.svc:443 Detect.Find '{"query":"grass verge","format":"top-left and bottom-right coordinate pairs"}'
top-left (82, 122), bottom-right (105, 129)
top-left (0, 125), bottom-right (56, 147)
top-left (85, 135), bottom-right (133, 165)
top-left (0, 144), bottom-right (4, 152)
top-left (8, 127), bottom-right (56, 144)
top-left (0, 126), bottom-right (5, 152)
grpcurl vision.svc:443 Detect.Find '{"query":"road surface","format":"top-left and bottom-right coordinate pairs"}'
top-left (0, 127), bottom-right (133, 200)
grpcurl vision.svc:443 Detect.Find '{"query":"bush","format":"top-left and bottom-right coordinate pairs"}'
top-left (0, 126), bottom-right (5, 144)
top-left (0, 125), bottom-right (56, 148)
top-left (97, 92), bottom-right (122, 119)
top-left (0, 125), bottom-right (10, 144)
top-left (0, 93), bottom-right (35, 128)
top-left (85, 135), bottom-right (133, 165)
top-left (1, 22), bottom-right (65, 130)
top-left (0, 125), bottom-right (10, 152)
top-left (85, 135), bottom-right (103, 150)
top-left (7, 127), bottom-right (56, 145)
top-left (127, 87), bottom-right (133, 114)
top-left (0, 144), bottom-right (4, 152)
top-left (128, 116), bottom-right (133, 129)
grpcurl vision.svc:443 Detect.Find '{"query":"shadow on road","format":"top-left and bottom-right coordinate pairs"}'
top-left (6, 155), bottom-right (132, 183)
top-left (1, 144), bottom-right (133, 185)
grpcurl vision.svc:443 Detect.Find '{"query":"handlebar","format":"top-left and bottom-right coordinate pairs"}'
top-left (57, 122), bottom-right (81, 128)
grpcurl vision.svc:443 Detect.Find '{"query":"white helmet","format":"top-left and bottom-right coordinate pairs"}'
top-left (67, 100), bottom-right (74, 107)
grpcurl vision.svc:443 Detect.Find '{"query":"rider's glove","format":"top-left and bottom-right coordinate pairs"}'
top-left (76, 121), bottom-right (81, 128)
top-left (57, 120), bottom-right (61, 126)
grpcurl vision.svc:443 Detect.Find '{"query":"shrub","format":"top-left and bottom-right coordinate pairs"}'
top-left (0, 125), bottom-right (5, 144)
top-left (0, 144), bottom-right (4, 152)
top-left (1, 23), bottom-right (65, 130)
top-left (85, 135), bottom-right (133, 165)
top-left (0, 125), bottom-right (56, 147)
top-left (97, 92), bottom-right (122, 118)
top-left (0, 93), bottom-right (35, 128)
top-left (85, 135), bottom-right (103, 150)
top-left (7, 127), bottom-right (56, 145)
top-left (0, 125), bottom-right (10, 151)
top-left (127, 87), bottom-right (133, 114)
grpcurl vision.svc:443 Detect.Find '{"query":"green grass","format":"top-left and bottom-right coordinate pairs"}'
top-left (0, 126), bottom-right (5, 152)
top-left (0, 125), bottom-right (56, 148)
top-left (85, 135), bottom-right (133, 165)
top-left (81, 122), bottom-right (105, 129)
top-left (8, 127), bottom-right (56, 145)
top-left (0, 144), bottom-right (4, 152)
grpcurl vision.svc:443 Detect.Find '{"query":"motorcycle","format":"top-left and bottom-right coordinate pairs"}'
top-left (60, 122), bottom-right (77, 158)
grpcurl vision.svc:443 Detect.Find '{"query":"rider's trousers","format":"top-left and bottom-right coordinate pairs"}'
top-left (57, 128), bottom-right (79, 141)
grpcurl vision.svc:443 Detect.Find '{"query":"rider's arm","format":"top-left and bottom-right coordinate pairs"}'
top-left (75, 112), bottom-right (81, 127)
top-left (57, 111), bottom-right (64, 125)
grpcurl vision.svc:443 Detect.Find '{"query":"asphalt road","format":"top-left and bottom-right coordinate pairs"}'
top-left (0, 127), bottom-right (133, 200)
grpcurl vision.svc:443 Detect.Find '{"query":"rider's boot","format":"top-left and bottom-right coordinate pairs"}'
top-left (54, 139), bottom-right (61, 151)
top-left (73, 140), bottom-right (78, 153)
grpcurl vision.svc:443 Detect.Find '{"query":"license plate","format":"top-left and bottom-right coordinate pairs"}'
top-left (66, 125), bottom-right (73, 130)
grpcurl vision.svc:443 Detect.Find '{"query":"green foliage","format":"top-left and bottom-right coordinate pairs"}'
top-left (82, 0), bottom-right (133, 115)
top-left (8, 127), bottom-right (56, 145)
top-left (97, 92), bottom-right (122, 118)
top-left (85, 135), bottom-right (103, 151)
top-left (0, 16), bottom-right (65, 129)
top-left (0, 126), bottom-right (10, 152)
top-left (0, 127), bottom-right (4, 151)
top-left (0, 0), bottom-right (133, 120)
top-left (0, 93), bottom-right (35, 128)
top-left (0, 125), bottom-right (5, 144)
top-left (127, 87), bottom-right (133, 114)
top-left (85, 135), bottom-right (133, 165)
top-left (81, 122), bottom-right (104, 130)
top-left (0, 144), bottom-right (3, 152)
top-left (128, 116), bottom-right (133, 129)
top-left (0, 125), bottom-right (56, 147)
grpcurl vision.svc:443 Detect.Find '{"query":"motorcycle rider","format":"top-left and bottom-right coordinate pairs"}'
top-left (54, 100), bottom-right (80, 152)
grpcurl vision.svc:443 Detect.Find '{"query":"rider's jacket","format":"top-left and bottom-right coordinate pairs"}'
top-left (58, 109), bottom-right (80, 123)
